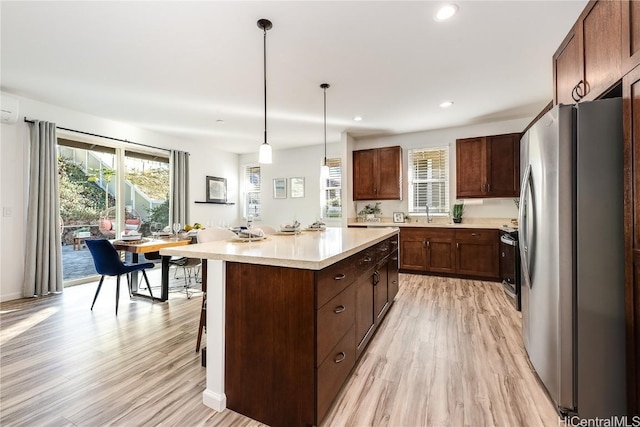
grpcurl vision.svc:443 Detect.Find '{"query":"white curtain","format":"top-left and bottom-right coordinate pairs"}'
top-left (23, 121), bottom-right (63, 297)
top-left (169, 150), bottom-right (189, 226)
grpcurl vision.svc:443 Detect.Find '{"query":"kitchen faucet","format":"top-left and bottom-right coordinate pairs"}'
top-left (426, 205), bottom-right (432, 223)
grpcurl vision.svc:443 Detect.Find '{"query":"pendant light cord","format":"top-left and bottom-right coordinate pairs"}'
top-left (263, 27), bottom-right (268, 145)
top-left (321, 83), bottom-right (330, 166)
top-left (323, 87), bottom-right (327, 164)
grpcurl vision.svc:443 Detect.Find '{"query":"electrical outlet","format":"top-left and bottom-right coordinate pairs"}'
top-left (3, 207), bottom-right (12, 217)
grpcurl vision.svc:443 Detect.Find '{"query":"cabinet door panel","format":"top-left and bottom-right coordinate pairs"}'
top-left (400, 239), bottom-right (427, 271)
top-left (456, 241), bottom-right (499, 278)
top-left (353, 149), bottom-right (376, 200)
top-left (426, 240), bottom-right (456, 273)
top-left (388, 252), bottom-right (399, 302)
top-left (376, 146), bottom-right (402, 200)
top-left (623, 0), bottom-right (640, 74)
top-left (487, 134), bottom-right (520, 197)
top-left (456, 137), bottom-right (486, 198)
top-left (355, 275), bottom-right (375, 352)
top-left (582, 0), bottom-right (622, 101)
top-left (554, 26), bottom-right (582, 105)
top-left (374, 264), bottom-right (389, 324)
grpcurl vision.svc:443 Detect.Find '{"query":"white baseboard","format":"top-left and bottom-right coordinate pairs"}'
top-left (202, 388), bottom-right (227, 412)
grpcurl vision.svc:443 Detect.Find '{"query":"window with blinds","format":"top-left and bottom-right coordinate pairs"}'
top-left (322, 158), bottom-right (342, 219)
top-left (244, 165), bottom-right (261, 219)
top-left (408, 147), bottom-right (449, 215)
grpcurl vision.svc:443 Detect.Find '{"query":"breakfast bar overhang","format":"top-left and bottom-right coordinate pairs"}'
top-left (161, 227), bottom-right (399, 426)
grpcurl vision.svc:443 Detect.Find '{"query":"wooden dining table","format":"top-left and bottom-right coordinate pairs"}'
top-left (111, 237), bottom-right (192, 301)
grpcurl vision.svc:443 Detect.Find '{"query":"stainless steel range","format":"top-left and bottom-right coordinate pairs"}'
top-left (499, 226), bottom-right (520, 311)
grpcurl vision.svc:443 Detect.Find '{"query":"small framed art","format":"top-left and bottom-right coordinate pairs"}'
top-left (206, 176), bottom-right (227, 203)
top-left (393, 212), bottom-right (405, 223)
top-left (273, 178), bottom-right (287, 199)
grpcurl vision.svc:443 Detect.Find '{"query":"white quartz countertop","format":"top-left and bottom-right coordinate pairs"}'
top-left (160, 227), bottom-right (399, 270)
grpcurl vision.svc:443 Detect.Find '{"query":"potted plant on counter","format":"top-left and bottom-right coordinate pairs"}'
top-left (358, 202), bottom-right (382, 222)
top-left (452, 202), bottom-right (464, 224)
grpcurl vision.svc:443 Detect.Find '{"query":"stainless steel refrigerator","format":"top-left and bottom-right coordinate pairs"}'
top-left (518, 98), bottom-right (626, 419)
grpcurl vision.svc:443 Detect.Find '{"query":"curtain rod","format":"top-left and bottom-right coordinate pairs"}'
top-left (23, 117), bottom-right (171, 153)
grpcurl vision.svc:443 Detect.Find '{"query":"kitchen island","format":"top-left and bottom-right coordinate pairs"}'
top-left (161, 227), bottom-right (399, 426)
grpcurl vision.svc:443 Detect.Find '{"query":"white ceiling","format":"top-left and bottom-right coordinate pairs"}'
top-left (1, 1), bottom-right (587, 154)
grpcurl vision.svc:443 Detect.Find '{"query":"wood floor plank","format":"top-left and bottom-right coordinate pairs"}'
top-left (1, 273), bottom-right (559, 426)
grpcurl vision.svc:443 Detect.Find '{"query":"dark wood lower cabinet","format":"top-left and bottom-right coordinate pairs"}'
top-left (399, 227), bottom-right (500, 281)
top-left (224, 234), bottom-right (399, 427)
top-left (455, 229), bottom-right (499, 278)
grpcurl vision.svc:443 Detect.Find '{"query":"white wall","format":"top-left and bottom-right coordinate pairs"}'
top-left (347, 117), bottom-right (530, 220)
top-left (0, 92), bottom-right (240, 302)
top-left (239, 142), bottom-right (343, 229)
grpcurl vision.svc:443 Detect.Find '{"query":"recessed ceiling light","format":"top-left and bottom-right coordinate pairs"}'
top-left (439, 101), bottom-right (454, 108)
top-left (216, 119), bottom-right (225, 124)
top-left (434, 4), bottom-right (458, 22)
top-left (353, 116), bottom-right (363, 122)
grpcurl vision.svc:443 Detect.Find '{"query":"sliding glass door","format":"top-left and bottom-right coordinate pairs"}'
top-left (57, 138), bottom-right (169, 284)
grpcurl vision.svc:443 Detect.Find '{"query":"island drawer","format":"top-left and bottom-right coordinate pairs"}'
top-left (316, 325), bottom-right (356, 422)
top-left (317, 255), bottom-right (358, 308)
top-left (317, 283), bottom-right (356, 365)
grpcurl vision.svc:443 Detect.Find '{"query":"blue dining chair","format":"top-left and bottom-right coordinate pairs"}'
top-left (85, 239), bottom-right (155, 315)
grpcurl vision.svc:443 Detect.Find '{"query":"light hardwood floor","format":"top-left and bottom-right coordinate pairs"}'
top-left (0, 273), bottom-right (559, 426)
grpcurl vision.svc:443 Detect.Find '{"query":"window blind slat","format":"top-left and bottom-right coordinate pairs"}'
top-left (322, 158), bottom-right (342, 219)
top-left (244, 165), bottom-right (261, 219)
top-left (408, 147), bottom-right (449, 214)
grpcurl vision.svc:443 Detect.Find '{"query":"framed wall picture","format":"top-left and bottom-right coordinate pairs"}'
top-left (206, 176), bottom-right (227, 203)
top-left (273, 178), bottom-right (287, 199)
top-left (393, 212), bottom-right (405, 223)
top-left (290, 177), bottom-right (305, 198)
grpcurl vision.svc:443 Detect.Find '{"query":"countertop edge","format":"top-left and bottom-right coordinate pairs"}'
top-left (160, 227), bottom-right (399, 270)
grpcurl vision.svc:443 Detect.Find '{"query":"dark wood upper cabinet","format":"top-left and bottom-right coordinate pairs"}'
top-left (353, 146), bottom-right (402, 200)
top-left (553, 25), bottom-right (582, 105)
top-left (554, 0), bottom-right (625, 104)
top-left (622, 0), bottom-right (640, 75)
top-left (456, 137), bottom-right (486, 198)
top-left (456, 133), bottom-right (520, 199)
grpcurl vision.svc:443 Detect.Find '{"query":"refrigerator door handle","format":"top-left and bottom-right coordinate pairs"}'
top-left (518, 164), bottom-right (533, 287)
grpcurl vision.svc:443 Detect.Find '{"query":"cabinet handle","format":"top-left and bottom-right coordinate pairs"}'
top-left (487, 183), bottom-right (491, 192)
top-left (427, 241), bottom-right (430, 248)
top-left (334, 273), bottom-right (346, 281)
top-left (572, 80), bottom-right (587, 102)
top-left (334, 305), bottom-right (346, 314)
top-left (457, 242), bottom-right (460, 249)
top-left (373, 270), bottom-right (380, 285)
top-left (381, 247), bottom-right (389, 252)
top-left (471, 233), bottom-right (479, 236)
top-left (364, 256), bottom-right (372, 263)
top-left (334, 351), bottom-right (346, 363)
top-left (392, 280), bottom-right (397, 285)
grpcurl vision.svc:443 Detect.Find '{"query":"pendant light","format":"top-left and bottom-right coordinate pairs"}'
top-left (320, 83), bottom-right (330, 179)
top-left (258, 19), bottom-right (273, 164)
